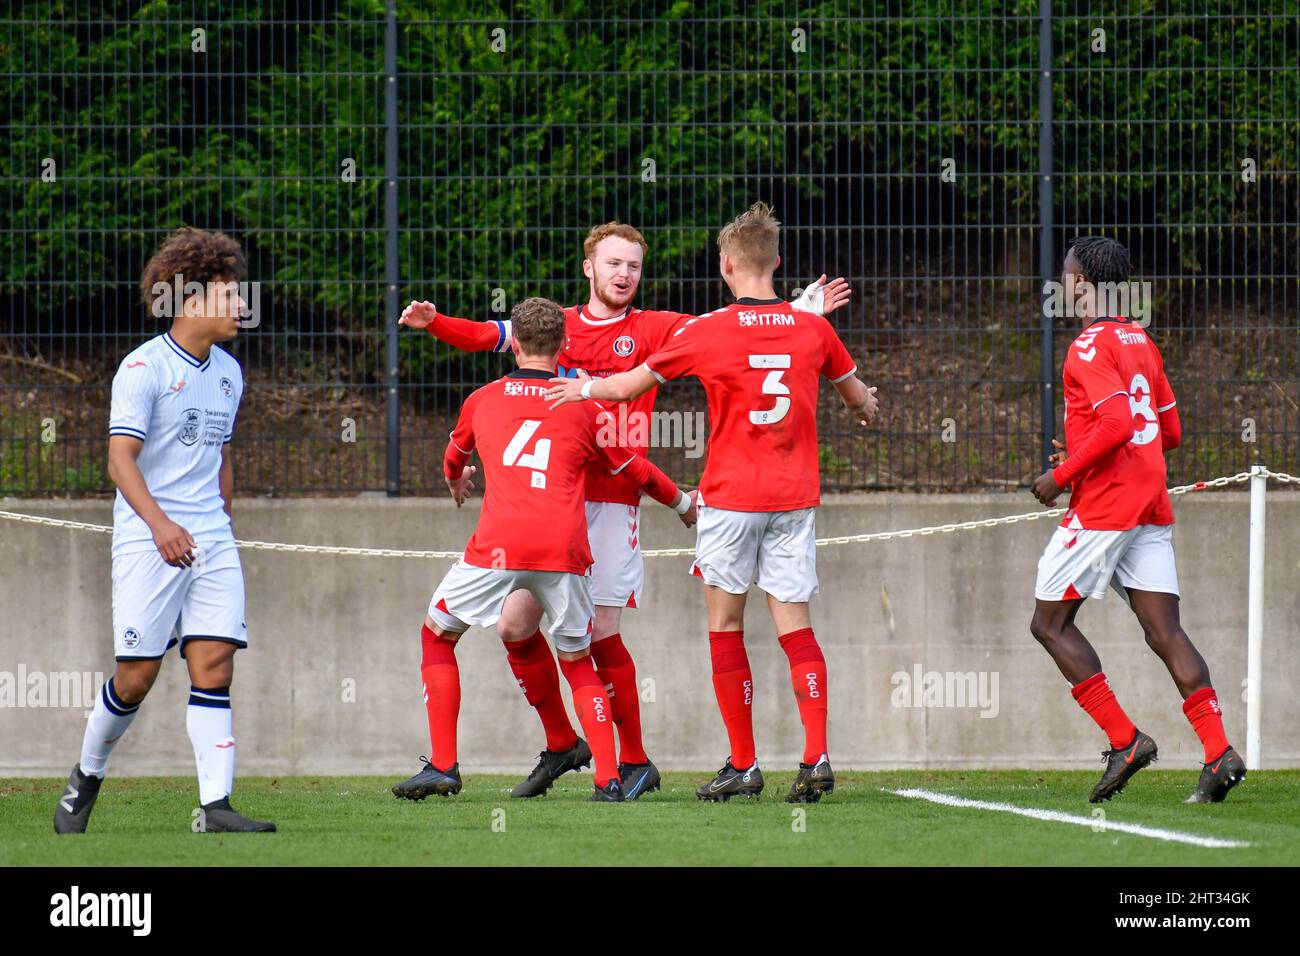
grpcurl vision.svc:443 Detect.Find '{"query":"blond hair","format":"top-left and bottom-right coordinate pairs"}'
top-left (510, 297), bottom-right (566, 356)
top-left (583, 221), bottom-right (648, 260)
top-left (717, 202), bottom-right (780, 273)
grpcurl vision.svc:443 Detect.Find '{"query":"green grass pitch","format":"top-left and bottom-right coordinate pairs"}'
top-left (4, 770), bottom-right (1297, 866)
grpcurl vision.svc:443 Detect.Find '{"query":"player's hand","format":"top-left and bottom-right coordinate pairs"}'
top-left (817, 274), bottom-right (852, 315)
top-left (151, 517), bottom-right (197, 567)
top-left (399, 300), bottom-right (438, 330)
top-left (447, 464), bottom-right (476, 506)
top-left (1048, 439), bottom-right (1067, 467)
top-left (853, 386), bottom-right (879, 427)
top-left (677, 489), bottom-right (699, 528)
top-left (545, 370), bottom-right (590, 409)
top-left (1031, 470), bottom-right (1063, 507)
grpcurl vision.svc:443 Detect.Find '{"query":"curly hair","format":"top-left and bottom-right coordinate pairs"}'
top-left (510, 297), bottom-right (566, 356)
top-left (140, 227), bottom-right (247, 312)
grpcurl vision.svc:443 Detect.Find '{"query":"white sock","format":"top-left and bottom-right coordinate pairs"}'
top-left (187, 685), bottom-right (235, 806)
top-left (79, 678), bottom-right (141, 777)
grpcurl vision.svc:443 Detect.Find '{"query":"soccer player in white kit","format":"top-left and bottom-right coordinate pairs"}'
top-left (54, 228), bottom-right (274, 834)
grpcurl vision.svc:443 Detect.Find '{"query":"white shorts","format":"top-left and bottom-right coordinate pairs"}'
top-left (586, 501), bottom-right (644, 608)
top-left (691, 499), bottom-right (819, 603)
top-left (1034, 523), bottom-right (1180, 602)
top-left (429, 561), bottom-right (594, 652)
top-left (112, 539), bottom-right (248, 660)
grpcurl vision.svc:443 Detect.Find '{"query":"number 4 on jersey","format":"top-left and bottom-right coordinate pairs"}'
top-left (503, 419), bottom-right (550, 488)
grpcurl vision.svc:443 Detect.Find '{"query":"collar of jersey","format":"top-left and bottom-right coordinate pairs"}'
top-left (577, 304), bottom-right (633, 326)
top-left (508, 368), bottom-right (553, 380)
top-left (162, 332), bottom-right (212, 370)
top-left (735, 296), bottom-right (785, 306)
top-left (1086, 315), bottom-right (1131, 328)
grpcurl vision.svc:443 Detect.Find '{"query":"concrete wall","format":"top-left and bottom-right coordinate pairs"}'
top-left (2, 492), bottom-right (1297, 777)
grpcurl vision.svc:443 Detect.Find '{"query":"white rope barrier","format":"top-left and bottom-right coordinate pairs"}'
top-left (0, 468), bottom-right (1292, 560)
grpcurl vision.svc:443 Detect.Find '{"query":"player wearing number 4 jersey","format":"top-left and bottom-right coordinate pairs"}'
top-left (391, 298), bottom-right (696, 803)
top-left (400, 221), bottom-right (849, 800)
top-left (1029, 236), bottom-right (1243, 806)
top-left (547, 203), bottom-right (879, 803)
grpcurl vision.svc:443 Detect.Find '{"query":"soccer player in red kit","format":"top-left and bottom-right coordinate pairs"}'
top-left (1029, 236), bottom-right (1244, 805)
top-left (390, 298), bottom-right (696, 802)
top-left (546, 203), bottom-right (879, 802)
top-left (399, 222), bottom-right (849, 800)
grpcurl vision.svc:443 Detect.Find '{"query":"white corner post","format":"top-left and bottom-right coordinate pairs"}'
top-left (1245, 464), bottom-right (1267, 771)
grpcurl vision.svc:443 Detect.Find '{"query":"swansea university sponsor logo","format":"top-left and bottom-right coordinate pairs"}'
top-left (49, 886), bottom-right (152, 936)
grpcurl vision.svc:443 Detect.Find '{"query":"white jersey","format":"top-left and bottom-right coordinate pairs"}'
top-left (108, 333), bottom-right (244, 557)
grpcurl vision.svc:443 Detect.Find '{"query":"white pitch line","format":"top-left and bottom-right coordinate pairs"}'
top-left (886, 788), bottom-right (1251, 849)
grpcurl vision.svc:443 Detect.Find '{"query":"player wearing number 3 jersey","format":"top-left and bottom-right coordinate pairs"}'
top-left (546, 203), bottom-right (879, 804)
top-left (1028, 236), bottom-right (1243, 807)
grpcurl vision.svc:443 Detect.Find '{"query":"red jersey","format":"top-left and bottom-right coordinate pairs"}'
top-left (446, 369), bottom-right (655, 574)
top-left (1059, 318), bottom-right (1177, 530)
top-left (556, 305), bottom-right (692, 505)
top-left (643, 298), bottom-right (858, 512)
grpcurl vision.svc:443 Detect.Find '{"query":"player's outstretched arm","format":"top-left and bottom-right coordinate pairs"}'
top-left (614, 454), bottom-right (698, 527)
top-left (107, 435), bottom-right (196, 567)
top-left (400, 299), bottom-right (511, 353)
top-left (833, 375), bottom-right (879, 428)
top-left (545, 365), bottom-right (658, 408)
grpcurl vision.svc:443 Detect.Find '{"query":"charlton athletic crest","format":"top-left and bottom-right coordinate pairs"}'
top-left (613, 335), bottom-right (635, 357)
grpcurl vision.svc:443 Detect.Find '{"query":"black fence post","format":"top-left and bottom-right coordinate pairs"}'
top-left (384, 1), bottom-right (401, 496)
top-left (1037, 0), bottom-right (1055, 473)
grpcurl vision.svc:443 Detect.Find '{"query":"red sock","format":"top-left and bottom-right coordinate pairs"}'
top-left (591, 633), bottom-right (647, 765)
top-left (708, 630), bottom-right (756, 769)
top-left (778, 628), bottom-right (828, 764)
top-left (504, 631), bottom-right (579, 753)
top-left (559, 655), bottom-right (618, 788)
top-left (1182, 687), bottom-right (1230, 763)
top-left (1071, 672), bottom-right (1137, 750)
top-left (419, 624), bottom-right (460, 770)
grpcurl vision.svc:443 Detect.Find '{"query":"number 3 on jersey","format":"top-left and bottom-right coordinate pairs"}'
top-left (1128, 373), bottom-right (1158, 446)
top-left (503, 419), bottom-right (551, 488)
top-left (749, 354), bottom-right (791, 425)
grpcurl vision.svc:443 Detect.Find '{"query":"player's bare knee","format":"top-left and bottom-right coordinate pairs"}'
top-left (1029, 611), bottom-right (1060, 647)
top-left (112, 662), bottom-right (160, 704)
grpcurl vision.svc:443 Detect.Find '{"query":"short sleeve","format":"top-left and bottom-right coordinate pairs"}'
top-left (1153, 350), bottom-right (1176, 413)
top-left (1065, 332), bottom-right (1128, 410)
top-left (224, 363), bottom-right (245, 444)
top-left (644, 315), bottom-right (718, 383)
top-left (108, 356), bottom-right (160, 441)
top-left (818, 318), bottom-right (857, 382)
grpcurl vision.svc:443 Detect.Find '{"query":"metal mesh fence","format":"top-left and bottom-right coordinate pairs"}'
top-left (2, 2), bottom-right (1296, 497)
